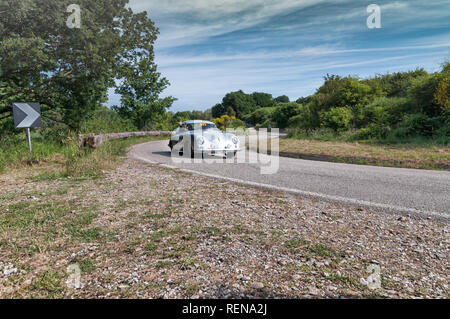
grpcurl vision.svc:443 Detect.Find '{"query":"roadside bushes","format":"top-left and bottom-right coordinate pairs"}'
top-left (350, 124), bottom-right (389, 141)
top-left (243, 107), bottom-right (275, 128)
top-left (213, 115), bottom-right (245, 131)
top-left (271, 102), bottom-right (302, 128)
top-left (80, 107), bottom-right (137, 134)
top-left (319, 107), bottom-right (353, 132)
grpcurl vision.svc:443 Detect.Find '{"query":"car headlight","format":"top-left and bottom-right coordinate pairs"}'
top-left (196, 136), bottom-right (205, 145)
top-left (232, 136), bottom-right (239, 144)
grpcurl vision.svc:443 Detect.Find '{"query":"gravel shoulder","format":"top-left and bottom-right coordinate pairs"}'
top-left (0, 157), bottom-right (448, 298)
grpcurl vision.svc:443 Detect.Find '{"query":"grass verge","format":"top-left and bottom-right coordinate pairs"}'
top-left (252, 138), bottom-right (450, 170)
top-left (1, 134), bottom-right (169, 179)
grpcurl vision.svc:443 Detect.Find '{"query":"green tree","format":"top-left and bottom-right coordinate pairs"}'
top-left (408, 74), bottom-right (443, 117)
top-left (211, 103), bottom-right (225, 118)
top-left (0, 0), bottom-right (172, 131)
top-left (288, 105), bottom-right (315, 132)
top-left (222, 90), bottom-right (257, 118)
top-left (271, 102), bottom-right (302, 128)
top-left (363, 69), bottom-right (428, 98)
top-left (275, 95), bottom-right (290, 103)
top-left (244, 107), bottom-right (275, 126)
top-left (113, 56), bottom-right (176, 130)
top-left (251, 92), bottom-right (274, 108)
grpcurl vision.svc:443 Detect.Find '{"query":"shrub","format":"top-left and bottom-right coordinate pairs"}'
top-left (244, 107), bottom-right (275, 126)
top-left (319, 107), bottom-right (353, 132)
top-left (79, 107), bottom-right (137, 134)
top-left (213, 115), bottom-right (245, 131)
top-left (435, 77), bottom-right (450, 111)
top-left (271, 102), bottom-right (302, 128)
top-left (362, 97), bottom-right (410, 126)
top-left (288, 105), bottom-right (315, 132)
top-left (404, 113), bottom-right (437, 136)
top-left (350, 124), bottom-right (389, 141)
top-left (408, 74), bottom-right (442, 117)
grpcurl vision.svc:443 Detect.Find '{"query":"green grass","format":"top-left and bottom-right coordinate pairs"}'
top-left (201, 226), bottom-right (221, 235)
top-left (0, 132), bottom-right (68, 172)
top-left (325, 271), bottom-right (366, 290)
top-left (309, 243), bottom-right (346, 258)
top-left (285, 237), bottom-right (310, 250)
top-left (79, 258), bottom-right (97, 273)
top-left (31, 270), bottom-right (65, 298)
top-left (145, 242), bottom-right (158, 252)
top-left (143, 213), bottom-right (171, 219)
top-left (0, 131), bottom-right (169, 175)
top-left (0, 196), bottom-right (103, 260)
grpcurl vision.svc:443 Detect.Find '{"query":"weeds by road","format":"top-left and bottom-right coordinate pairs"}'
top-left (0, 134), bottom-right (169, 177)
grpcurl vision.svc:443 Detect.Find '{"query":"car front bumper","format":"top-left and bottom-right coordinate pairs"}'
top-left (194, 144), bottom-right (241, 153)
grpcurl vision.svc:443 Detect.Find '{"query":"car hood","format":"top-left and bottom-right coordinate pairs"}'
top-left (199, 129), bottom-right (235, 142)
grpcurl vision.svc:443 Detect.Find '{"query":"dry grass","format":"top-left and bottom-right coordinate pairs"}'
top-left (255, 138), bottom-right (450, 170)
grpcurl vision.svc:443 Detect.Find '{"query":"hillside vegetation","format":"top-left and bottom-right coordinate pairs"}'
top-left (209, 64), bottom-right (449, 145)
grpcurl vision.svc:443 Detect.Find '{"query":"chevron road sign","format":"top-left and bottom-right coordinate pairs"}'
top-left (12, 102), bottom-right (42, 155)
top-left (12, 102), bottom-right (42, 129)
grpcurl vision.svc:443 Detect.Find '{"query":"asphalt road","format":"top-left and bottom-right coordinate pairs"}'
top-left (130, 139), bottom-right (450, 220)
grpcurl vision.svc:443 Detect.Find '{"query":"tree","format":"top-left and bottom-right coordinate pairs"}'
top-left (213, 115), bottom-right (245, 131)
top-left (113, 55), bottom-right (176, 130)
top-left (244, 107), bottom-right (275, 126)
top-left (211, 103), bottom-right (225, 118)
top-left (251, 92), bottom-right (274, 108)
top-left (315, 76), bottom-right (380, 127)
top-left (222, 90), bottom-right (257, 118)
top-left (275, 95), bottom-right (290, 103)
top-left (364, 69), bottom-right (428, 98)
top-left (408, 74), bottom-right (443, 117)
top-left (288, 105), bottom-right (316, 132)
top-left (0, 0), bottom-right (172, 131)
top-left (271, 102), bottom-right (302, 128)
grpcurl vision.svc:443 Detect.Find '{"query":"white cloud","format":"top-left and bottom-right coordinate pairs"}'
top-left (156, 43), bottom-right (450, 67)
top-left (118, 0), bottom-right (450, 111)
top-left (130, 0), bottom-right (333, 48)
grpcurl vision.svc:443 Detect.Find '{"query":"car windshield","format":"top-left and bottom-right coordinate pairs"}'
top-left (185, 123), bottom-right (217, 131)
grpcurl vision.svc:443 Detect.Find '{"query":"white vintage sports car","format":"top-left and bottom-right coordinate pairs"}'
top-left (169, 120), bottom-right (241, 158)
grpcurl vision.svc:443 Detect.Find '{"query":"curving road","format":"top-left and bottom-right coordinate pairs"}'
top-left (130, 138), bottom-right (450, 220)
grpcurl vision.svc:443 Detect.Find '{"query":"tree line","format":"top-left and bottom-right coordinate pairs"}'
top-left (207, 65), bottom-right (449, 143)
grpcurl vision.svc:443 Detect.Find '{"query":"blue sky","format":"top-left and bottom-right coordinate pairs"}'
top-left (109, 0), bottom-right (450, 112)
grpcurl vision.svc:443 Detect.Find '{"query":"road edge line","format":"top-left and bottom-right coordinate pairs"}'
top-left (131, 154), bottom-right (448, 221)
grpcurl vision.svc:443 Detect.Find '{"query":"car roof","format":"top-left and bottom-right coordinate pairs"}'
top-left (183, 120), bottom-right (215, 125)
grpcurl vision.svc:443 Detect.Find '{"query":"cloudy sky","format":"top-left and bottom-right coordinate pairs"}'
top-left (111, 0), bottom-right (450, 112)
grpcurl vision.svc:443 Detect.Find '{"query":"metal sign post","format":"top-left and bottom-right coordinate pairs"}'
top-left (26, 128), bottom-right (32, 155)
top-left (12, 102), bottom-right (42, 156)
